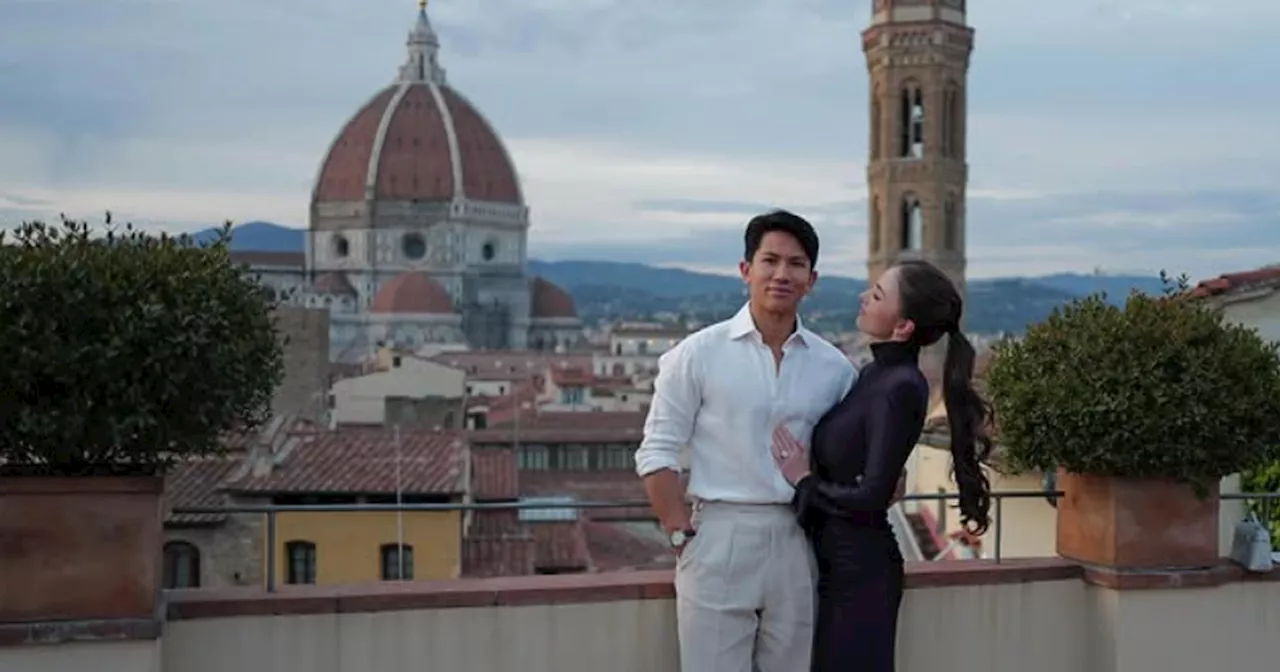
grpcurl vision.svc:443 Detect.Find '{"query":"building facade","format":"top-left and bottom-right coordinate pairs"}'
top-left (863, 0), bottom-right (972, 295)
top-left (238, 5), bottom-right (584, 360)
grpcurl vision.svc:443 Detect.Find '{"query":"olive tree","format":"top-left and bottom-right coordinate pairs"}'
top-left (985, 273), bottom-right (1280, 493)
top-left (0, 215), bottom-right (284, 475)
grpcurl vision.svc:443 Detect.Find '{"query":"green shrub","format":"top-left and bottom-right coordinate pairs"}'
top-left (986, 273), bottom-right (1280, 492)
top-left (1241, 463), bottom-right (1280, 549)
top-left (0, 215), bottom-right (284, 475)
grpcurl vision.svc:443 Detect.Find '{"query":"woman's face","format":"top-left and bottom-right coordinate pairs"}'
top-left (856, 266), bottom-right (913, 341)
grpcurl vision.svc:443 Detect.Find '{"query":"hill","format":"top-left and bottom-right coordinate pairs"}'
top-left (192, 221), bottom-right (305, 251)
top-left (193, 221), bottom-right (1162, 334)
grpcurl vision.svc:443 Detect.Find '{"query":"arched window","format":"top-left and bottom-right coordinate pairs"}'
top-left (380, 543), bottom-right (415, 581)
top-left (942, 82), bottom-right (962, 158)
top-left (162, 541), bottom-right (201, 589)
top-left (900, 196), bottom-right (923, 250)
top-left (899, 82), bottom-right (925, 158)
top-left (870, 92), bottom-right (882, 160)
top-left (284, 540), bottom-right (317, 585)
top-left (943, 196), bottom-right (958, 250)
top-left (869, 196), bottom-right (882, 254)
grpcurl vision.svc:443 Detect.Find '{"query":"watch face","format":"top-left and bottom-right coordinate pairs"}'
top-left (670, 530), bottom-right (687, 547)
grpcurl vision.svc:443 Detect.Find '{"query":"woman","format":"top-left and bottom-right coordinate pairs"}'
top-left (772, 259), bottom-right (993, 672)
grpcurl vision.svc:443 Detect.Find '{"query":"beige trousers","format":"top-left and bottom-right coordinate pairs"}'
top-left (675, 501), bottom-right (816, 672)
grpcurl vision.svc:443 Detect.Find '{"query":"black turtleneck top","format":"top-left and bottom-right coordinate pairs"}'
top-left (794, 340), bottom-right (929, 523)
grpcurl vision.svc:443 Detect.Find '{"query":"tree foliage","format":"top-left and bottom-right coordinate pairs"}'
top-left (0, 214), bottom-right (284, 475)
top-left (986, 272), bottom-right (1280, 490)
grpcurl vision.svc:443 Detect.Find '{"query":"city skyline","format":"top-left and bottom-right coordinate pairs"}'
top-left (1, 0), bottom-right (1277, 280)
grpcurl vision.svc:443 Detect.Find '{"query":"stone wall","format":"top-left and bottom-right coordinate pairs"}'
top-left (271, 306), bottom-right (331, 424)
top-left (164, 509), bottom-right (263, 589)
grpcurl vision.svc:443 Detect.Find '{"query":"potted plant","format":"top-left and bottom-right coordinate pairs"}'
top-left (985, 273), bottom-right (1280, 570)
top-left (0, 215), bottom-right (283, 624)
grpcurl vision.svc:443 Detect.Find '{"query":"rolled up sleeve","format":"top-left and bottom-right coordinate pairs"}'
top-left (635, 338), bottom-right (701, 477)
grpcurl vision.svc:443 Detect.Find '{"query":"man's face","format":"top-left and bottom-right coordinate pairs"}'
top-left (738, 230), bottom-right (817, 314)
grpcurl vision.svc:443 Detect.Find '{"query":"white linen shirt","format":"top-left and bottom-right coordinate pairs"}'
top-left (635, 302), bottom-right (858, 504)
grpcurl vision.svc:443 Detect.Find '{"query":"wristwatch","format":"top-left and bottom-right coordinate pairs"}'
top-left (669, 528), bottom-right (696, 549)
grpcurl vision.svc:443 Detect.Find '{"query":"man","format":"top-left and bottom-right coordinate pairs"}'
top-left (636, 210), bottom-right (884, 672)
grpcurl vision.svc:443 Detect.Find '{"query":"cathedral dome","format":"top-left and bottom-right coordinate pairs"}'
top-left (370, 272), bottom-right (454, 315)
top-left (310, 5), bottom-right (522, 211)
top-left (530, 277), bottom-right (577, 319)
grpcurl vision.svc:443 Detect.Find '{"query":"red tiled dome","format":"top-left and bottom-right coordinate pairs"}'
top-left (310, 8), bottom-right (522, 211)
top-left (530, 277), bottom-right (577, 319)
top-left (370, 272), bottom-right (454, 315)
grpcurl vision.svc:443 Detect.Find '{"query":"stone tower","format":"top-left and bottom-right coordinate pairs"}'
top-left (863, 0), bottom-right (972, 296)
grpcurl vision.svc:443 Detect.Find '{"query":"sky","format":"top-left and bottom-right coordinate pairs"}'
top-left (1, 0), bottom-right (1277, 279)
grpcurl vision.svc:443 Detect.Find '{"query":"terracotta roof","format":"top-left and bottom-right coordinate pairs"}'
top-left (469, 384), bottom-right (541, 425)
top-left (469, 424), bottom-right (643, 445)
top-left (226, 429), bottom-right (466, 495)
top-left (469, 509), bottom-right (519, 535)
top-left (519, 471), bottom-right (652, 520)
top-left (464, 369), bottom-right (533, 382)
top-left (583, 521), bottom-right (673, 572)
top-left (1189, 265), bottom-right (1280, 299)
top-left (229, 251), bottom-right (305, 268)
top-left (610, 322), bottom-right (689, 338)
top-left (370, 272), bottom-right (455, 315)
top-left (471, 447), bottom-right (518, 500)
top-left (530, 277), bottom-right (578, 319)
top-left (486, 410), bottom-right (645, 431)
top-left (533, 521), bottom-right (591, 571)
top-left (164, 458), bottom-right (242, 526)
top-left (432, 351), bottom-right (593, 377)
top-left (462, 534), bottom-right (534, 577)
top-left (591, 376), bottom-right (638, 390)
top-left (525, 520), bottom-right (672, 573)
top-left (549, 366), bottom-right (593, 387)
top-left (313, 83), bottom-right (521, 205)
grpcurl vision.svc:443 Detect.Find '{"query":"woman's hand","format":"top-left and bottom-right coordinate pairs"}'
top-left (771, 425), bottom-right (811, 486)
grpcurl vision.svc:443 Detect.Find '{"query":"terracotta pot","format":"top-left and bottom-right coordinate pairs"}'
top-left (1055, 469), bottom-right (1219, 570)
top-left (0, 475), bottom-right (163, 623)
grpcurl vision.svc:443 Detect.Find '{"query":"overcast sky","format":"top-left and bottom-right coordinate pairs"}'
top-left (2, 0), bottom-right (1277, 279)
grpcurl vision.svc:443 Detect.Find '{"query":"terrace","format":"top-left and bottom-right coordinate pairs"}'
top-left (3, 492), bottom-right (1279, 672)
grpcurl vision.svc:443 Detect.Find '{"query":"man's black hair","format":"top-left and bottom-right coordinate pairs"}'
top-left (743, 209), bottom-right (820, 268)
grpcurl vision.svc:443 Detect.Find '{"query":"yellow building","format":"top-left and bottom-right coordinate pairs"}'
top-left (164, 425), bottom-right (469, 588)
top-left (906, 415), bottom-right (1057, 560)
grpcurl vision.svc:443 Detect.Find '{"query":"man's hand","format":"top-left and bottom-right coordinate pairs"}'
top-left (643, 468), bottom-right (694, 556)
top-left (660, 508), bottom-right (695, 558)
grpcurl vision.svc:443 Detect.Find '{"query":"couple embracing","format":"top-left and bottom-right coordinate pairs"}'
top-left (635, 210), bottom-right (992, 672)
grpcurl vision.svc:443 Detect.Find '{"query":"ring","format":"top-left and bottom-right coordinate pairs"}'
top-left (781, 451), bottom-right (789, 458)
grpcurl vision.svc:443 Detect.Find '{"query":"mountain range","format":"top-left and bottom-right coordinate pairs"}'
top-left (194, 221), bottom-right (1169, 334)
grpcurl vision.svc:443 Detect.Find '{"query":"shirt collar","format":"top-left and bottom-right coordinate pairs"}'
top-left (728, 302), bottom-right (811, 348)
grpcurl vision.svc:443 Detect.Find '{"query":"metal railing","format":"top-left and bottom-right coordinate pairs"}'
top-left (174, 490), bottom-right (1280, 592)
top-left (1220, 491), bottom-right (1280, 540)
top-left (173, 489), bottom-right (1077, 591)
top-left (898, 489), bottom-right (1063, 563)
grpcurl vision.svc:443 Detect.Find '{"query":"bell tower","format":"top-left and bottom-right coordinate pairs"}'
top-left (863, 0), bottom-right (972, 296)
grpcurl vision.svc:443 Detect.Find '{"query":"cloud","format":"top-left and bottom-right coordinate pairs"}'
top-left (1, 0), bottom-right (1277, 280)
